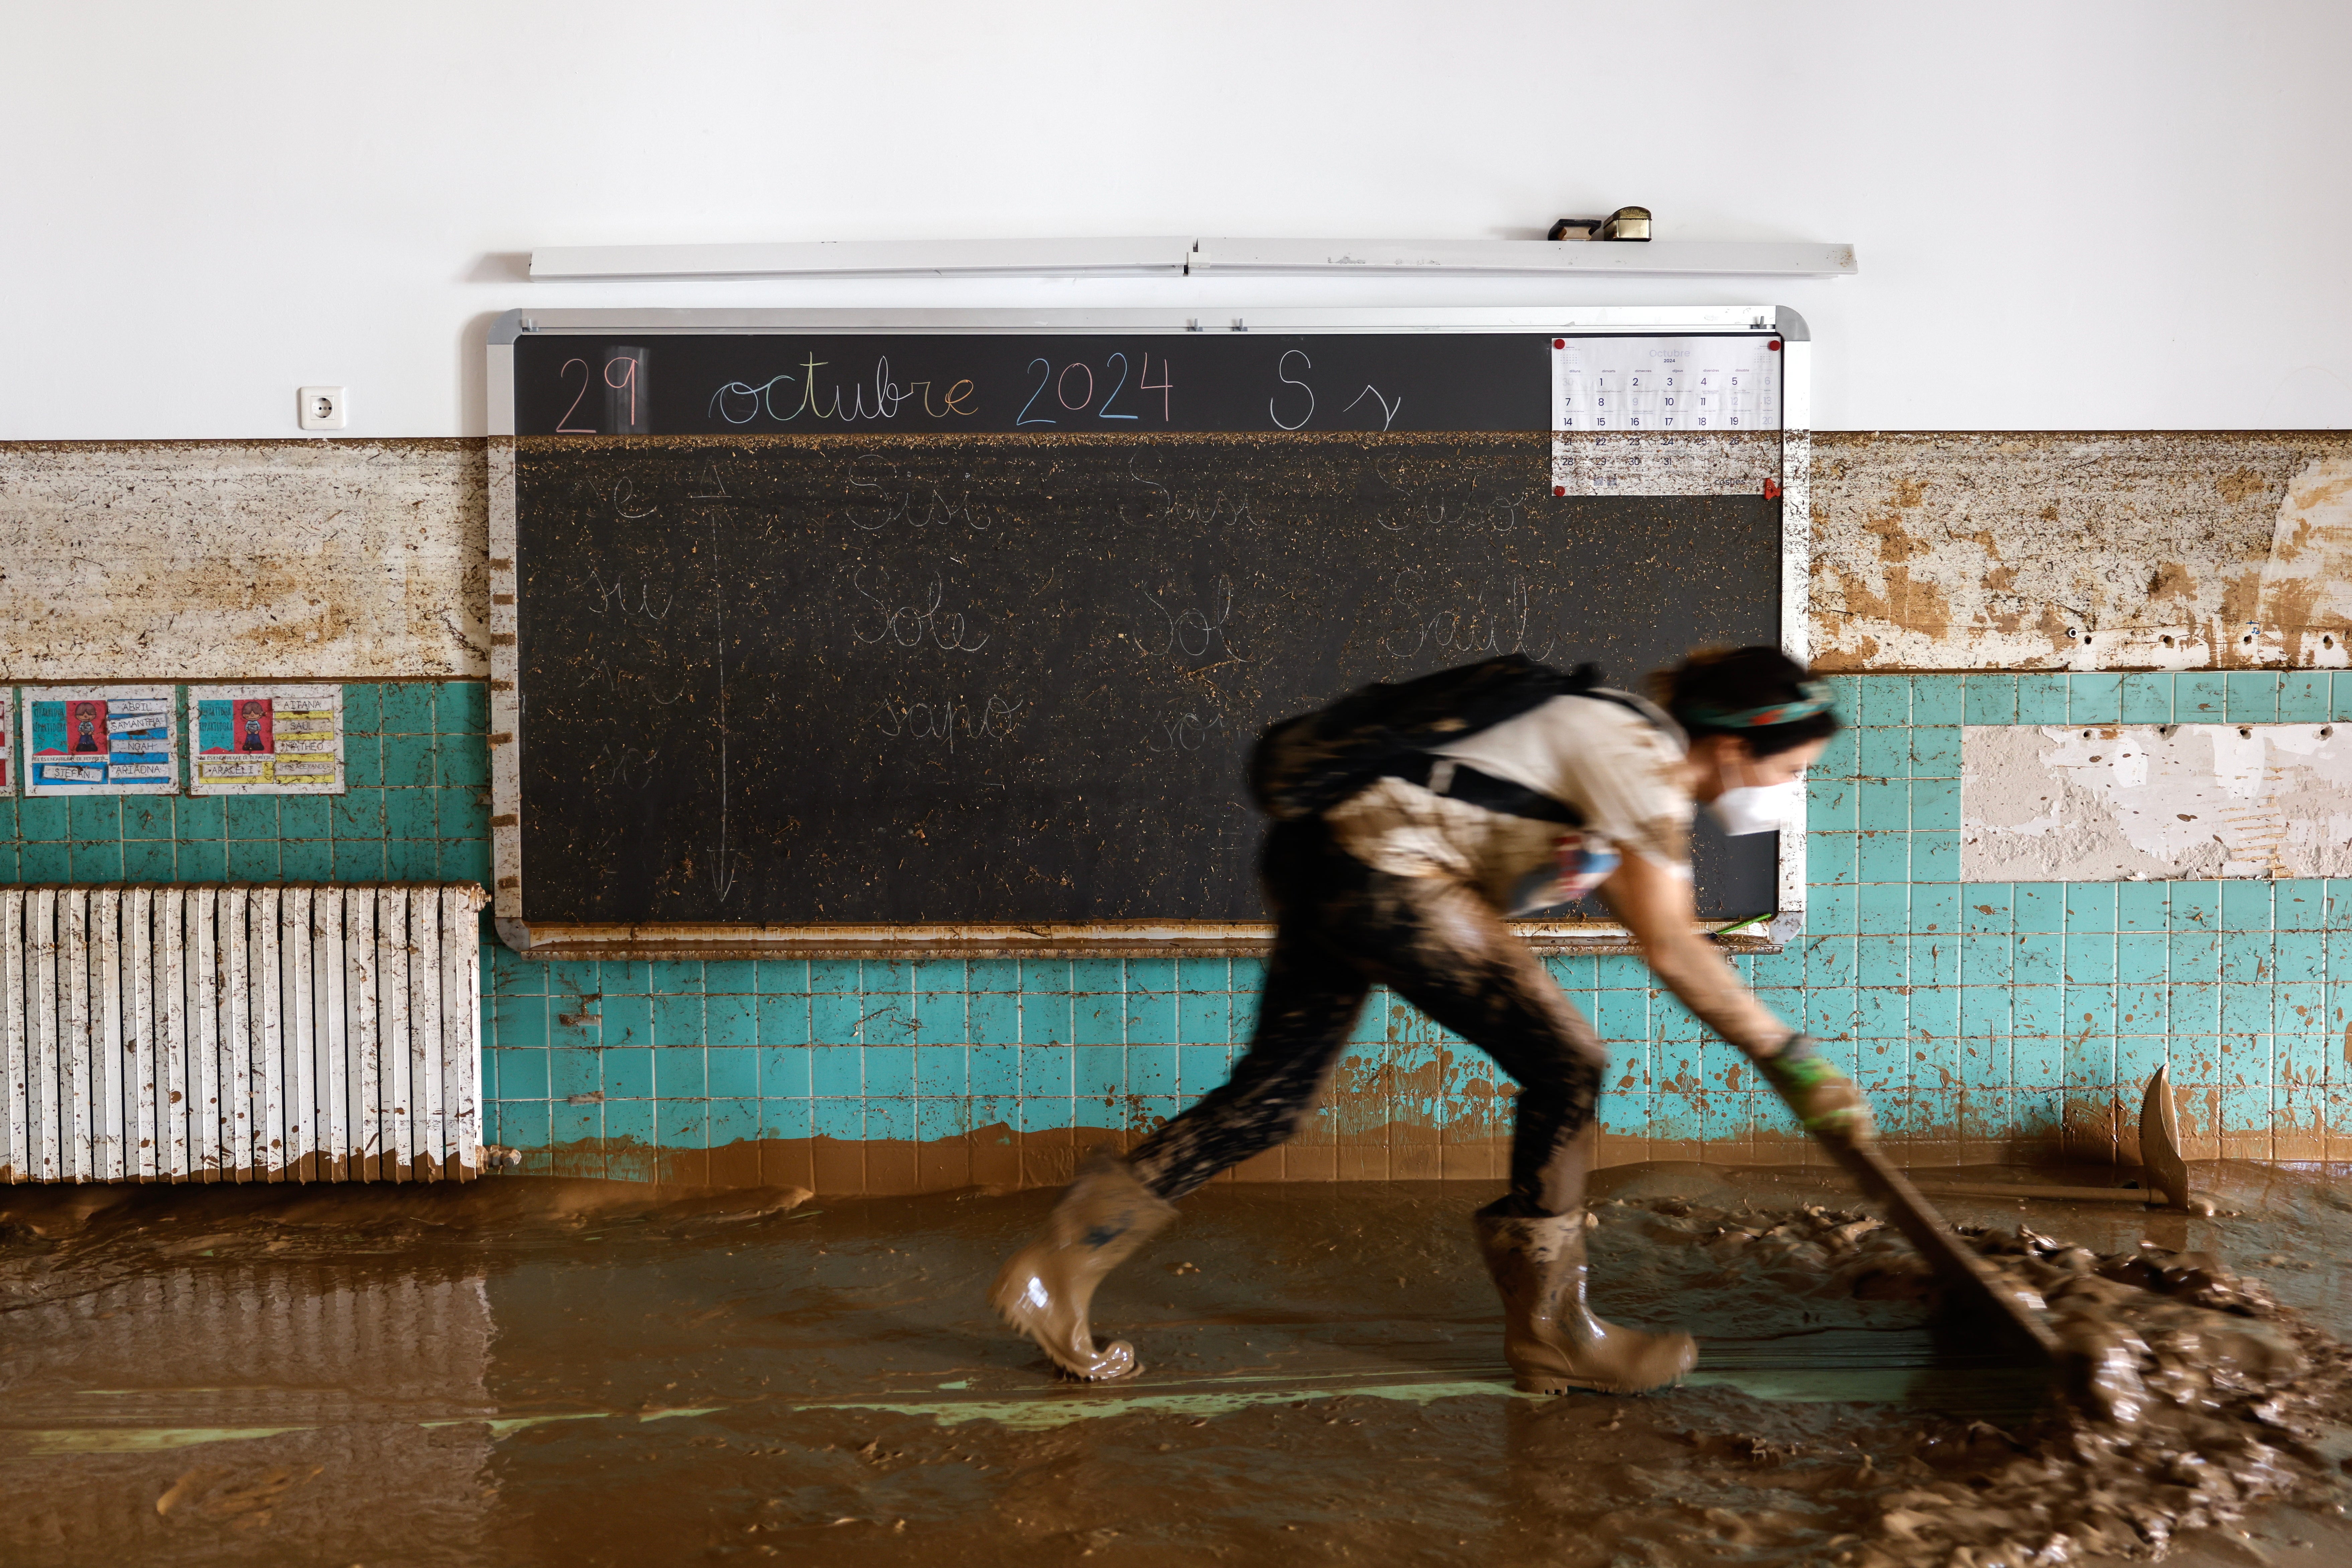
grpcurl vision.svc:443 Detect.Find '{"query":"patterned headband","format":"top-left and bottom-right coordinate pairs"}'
top-left (1683, 679), bottom-right (1836, 729)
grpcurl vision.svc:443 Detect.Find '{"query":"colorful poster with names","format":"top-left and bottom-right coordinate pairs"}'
top-left (24, 685), bottom-right (179, 794)
top-left (0, 688), bottom-right (12, 793)
top-left (190, 684), bottom-right (345, 794)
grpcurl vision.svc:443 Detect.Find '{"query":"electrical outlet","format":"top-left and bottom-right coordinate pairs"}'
top-left (298, 386), bottom-right (347, 430)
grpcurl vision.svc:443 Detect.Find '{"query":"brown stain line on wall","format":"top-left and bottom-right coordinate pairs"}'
top-left (523, 1084), bottom-right (2258, 1195)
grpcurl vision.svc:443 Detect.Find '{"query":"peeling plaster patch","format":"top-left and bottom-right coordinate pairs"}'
top-left (1961, 724), bottom-right (2352, 881)
top-left (0, 440), bottom-right (488, 680)
top-left (1811, 433), bottom-right (2352, 672)
top-left (2256, 454), bottom-right (2352, 668)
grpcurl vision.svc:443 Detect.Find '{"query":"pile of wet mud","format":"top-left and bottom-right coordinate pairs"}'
top-left (1605, 1191), bottom-right (2352, 1565)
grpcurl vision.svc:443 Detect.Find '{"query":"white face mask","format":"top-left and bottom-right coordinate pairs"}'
top-left (1708, 779), bottom-right (1803, 836)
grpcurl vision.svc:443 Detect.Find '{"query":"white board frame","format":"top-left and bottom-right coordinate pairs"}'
top-left (486, 306), bottom-right (1810, 959)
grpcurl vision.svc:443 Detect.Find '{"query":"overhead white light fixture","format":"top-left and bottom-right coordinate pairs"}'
top-left (529, 235), bottom-right (1858, 282)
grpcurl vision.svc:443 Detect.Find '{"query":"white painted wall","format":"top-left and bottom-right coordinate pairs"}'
top-left (7, 1), bottom-right (2350, 439)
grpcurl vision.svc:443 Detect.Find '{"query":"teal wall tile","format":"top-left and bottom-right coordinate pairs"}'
top-left (1857, 677), bottom-right (1909, 727)
top-left (1909, 675), bottom-right (1963, 727)
top-left (2277, 881), bottom-right (2327, 931)
top-left (2065, 883), bottom-right (2117, 932)
top-left (915, 993), bottom-right (966, 1045)
top-left (970, 1046), bottom-right (1017, 1099)
top-left (968, 993), bottom-right (1017, 1046)
top-left (2120, 673), bottom-right (2172, 725)
top-left (72, 842), bottom-right (125, 881)
top-left (915, 1045), bottom-right (966, 1097)
top-left (2115, 881), bottom-right (2170, 932)
top-left (760, 1047), bottom-right (811, 1098)
top-left (2178, 672), bottom-right (2227, 718)
top-left (2280, 672), bottom-right (2329, 722)
top-left (2014, 933), bottom-right (2061, 985)
top-left (2067, 672), bottom-right (2121, 724)
top-left (707, 994), bottom-right (756, 1046)
top-left (2014, 883), bottom-right (2064, 932)
top-left (2015, 674), bottom-right (2067, 724)
top-left (1909, 727), bottom-right (1961, 775)
top-left (2221, 881), bottom-right (2273, 930)
top-left (2070, 931), bottom-right (2126, 983)
top-left (2225, 671), bottom-right (2279, 722)
top-left (1858, 729), bottom-right (1910, 779)
top-left (380, 683), bottom-right (436, 734)
top-left (1963, 675), bottom-right (2016, 725)
top-left (2116, 932), bottom-right (2168, 984)
top-left (758, 958), bottom-right (811, 994)
top-left (1912, 884), bottom-right (1959, 936)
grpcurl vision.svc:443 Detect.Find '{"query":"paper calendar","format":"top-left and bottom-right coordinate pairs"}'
top-left (1550, 336), bottom-right (1783, 497)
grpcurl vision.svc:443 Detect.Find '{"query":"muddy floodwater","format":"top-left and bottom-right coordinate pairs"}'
top-left (6, 1164), bottom-right (2352, 1567)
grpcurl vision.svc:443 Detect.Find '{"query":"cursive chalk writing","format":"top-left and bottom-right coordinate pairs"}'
top-left (1381, 575), bottom-right (1556, 662)
top-left (1138, 576), bottom-right (1239, 660)
top-left (844, 457), bottom-right (997, 534)
top-left (875, 693), bottom-right (1030, 753)
top-left (709, 355), bottom-right (977, 426)
top-left (1146, 710), bottom-right (1231, 753)
top-left (583, 568), bottom-right (674, 622)
top-left (850, 567), bottom-right (991, 653)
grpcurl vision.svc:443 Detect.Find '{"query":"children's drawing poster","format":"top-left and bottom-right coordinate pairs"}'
top-left (190, 684), bottom-right (345, 794)
top-left (0, 688), bottom-right (13, 793)
top-left (24, 685), bottom-right (179, 795)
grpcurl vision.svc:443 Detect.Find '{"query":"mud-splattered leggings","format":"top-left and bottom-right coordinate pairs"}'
top-left (1126, 819), bottom-right (1607, 1218)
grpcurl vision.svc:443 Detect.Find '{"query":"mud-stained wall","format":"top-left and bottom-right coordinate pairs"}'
top-left (1812, 435), bottom-right (2352, 672)
top-left (12, 433), bottom-right (2352, 682)
top-left (0, 441), bottom-right (487, 681)
top-left (9, 443), bottom-right (2352, 1190)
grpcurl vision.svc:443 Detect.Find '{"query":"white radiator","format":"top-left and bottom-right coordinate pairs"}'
top-left (0, 884), bottom-right (486, 1184)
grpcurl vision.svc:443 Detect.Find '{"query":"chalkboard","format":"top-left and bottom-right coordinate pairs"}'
top-left (490, 320), bottom-right (1797, 950)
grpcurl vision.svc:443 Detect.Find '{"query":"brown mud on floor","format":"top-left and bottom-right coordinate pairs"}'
top-left (5, 1166), bottom-right (2352, 1568)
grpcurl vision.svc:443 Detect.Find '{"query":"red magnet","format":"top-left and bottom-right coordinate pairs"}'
top-left (1553, 485), bottom-right (1567, 497)
top-left (1553, 338), bottom-right (1566, 349)
top-left (1768, 340), bottom-right (1781, 352)
top-left (1764, 478), bottom-right (1783, 499)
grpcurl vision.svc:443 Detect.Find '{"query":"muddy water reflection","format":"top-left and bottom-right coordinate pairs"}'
top-left (0, 1169), bottom-right (2349, 1566)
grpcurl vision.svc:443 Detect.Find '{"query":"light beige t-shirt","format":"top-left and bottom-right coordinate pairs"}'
top-left (1323, 691), bottom-right (1693, 914)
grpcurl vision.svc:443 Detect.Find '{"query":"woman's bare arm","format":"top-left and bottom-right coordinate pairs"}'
top-left (1596, 851), bottom-right (1791, 1058)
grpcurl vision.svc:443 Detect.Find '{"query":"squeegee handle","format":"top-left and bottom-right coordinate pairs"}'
top-left (1823, 1139), bottom-right (2066, 1365)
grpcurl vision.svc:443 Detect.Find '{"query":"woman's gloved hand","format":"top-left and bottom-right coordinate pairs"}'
top-left (1755, 1033), bottom-right (1876, 1148)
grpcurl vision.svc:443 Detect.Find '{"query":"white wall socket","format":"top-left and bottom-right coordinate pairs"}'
top-left (298, 386), bottom-right (347, 430)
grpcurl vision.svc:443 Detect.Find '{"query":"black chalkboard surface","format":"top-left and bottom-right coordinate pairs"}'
top-left (505, 331), bottom-right (1782, 935)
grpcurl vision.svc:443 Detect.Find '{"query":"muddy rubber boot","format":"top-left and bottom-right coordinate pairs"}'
top-left (989, 1152), bottom-right (1177, 1381)
top-left (1473, 1204), bottom-right (1698, 1395)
